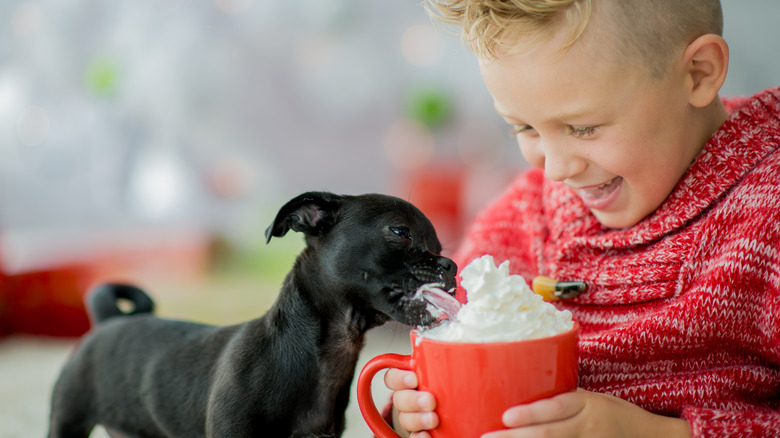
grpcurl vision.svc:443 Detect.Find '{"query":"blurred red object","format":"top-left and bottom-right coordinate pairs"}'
top-left (398, 164), bottom-right (465, 257)
top-left (0, 232), bottom-right (209, 338)
top-left (1, 264), bottom-right (96, 337)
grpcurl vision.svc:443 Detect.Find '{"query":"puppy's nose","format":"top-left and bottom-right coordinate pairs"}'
top-left (437, 257), bottom-right (456, 274)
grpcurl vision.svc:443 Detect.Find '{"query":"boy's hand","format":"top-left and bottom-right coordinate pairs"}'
top-left (384, 368), bottom-right (439, 437)
top-left (482, 389), bottom-right (692, 438)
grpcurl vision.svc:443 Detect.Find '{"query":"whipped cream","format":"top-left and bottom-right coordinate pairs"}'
top-left (420, 255), bottom-right (573, 343)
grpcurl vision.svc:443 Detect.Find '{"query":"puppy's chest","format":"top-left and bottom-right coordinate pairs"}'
top-left (318, 335), bottom-right (362, 380)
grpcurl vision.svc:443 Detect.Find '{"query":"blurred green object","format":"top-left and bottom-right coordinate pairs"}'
top-left (405, 87), bottom-right (453, 128)
top-left (210, 231), bottom-right (305, 284)
top-left (85, 56), bottom-right (120, 97)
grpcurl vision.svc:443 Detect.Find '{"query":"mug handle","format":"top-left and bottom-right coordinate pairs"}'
top-left (357, 353), bottom-right (414, 438)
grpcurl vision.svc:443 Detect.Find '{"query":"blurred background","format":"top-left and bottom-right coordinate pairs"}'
top-left (0, 0), bottom-right (777, 437)
top-left (0, 0), bottom-right (531, 339)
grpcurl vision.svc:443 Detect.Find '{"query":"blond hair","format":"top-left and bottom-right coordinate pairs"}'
top-left (425, 0), bottom-right (723, 78)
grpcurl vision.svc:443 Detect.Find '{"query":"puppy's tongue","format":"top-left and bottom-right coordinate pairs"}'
top-left (414, 285), bottom-right (461, 321)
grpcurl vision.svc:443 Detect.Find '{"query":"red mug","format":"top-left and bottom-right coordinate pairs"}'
top-left (357, 322), bottom-right (579, 437)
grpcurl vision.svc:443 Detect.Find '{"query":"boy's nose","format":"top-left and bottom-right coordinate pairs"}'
top-left (518, 141), bottom-right (546, 170)
top-left (540, 140), bottom-right (586, 182)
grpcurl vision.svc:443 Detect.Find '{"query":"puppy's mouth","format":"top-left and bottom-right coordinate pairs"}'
top-left (382, 263), bottom-right (457, 327)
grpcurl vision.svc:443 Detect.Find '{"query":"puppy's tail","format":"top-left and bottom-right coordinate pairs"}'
top-left (87, 283), bottom-right (155, 325)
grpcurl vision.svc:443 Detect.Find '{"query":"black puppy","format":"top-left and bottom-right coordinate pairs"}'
top-left (48, 192), bottom-right (456, 438)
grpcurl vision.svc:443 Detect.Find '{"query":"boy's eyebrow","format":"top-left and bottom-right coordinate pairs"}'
top-left (493, 104), bottom-right (517, 120)
top-left (493, 105), bottom-right (515, 120)
top-left (493, 103), bottom-right (606, 123)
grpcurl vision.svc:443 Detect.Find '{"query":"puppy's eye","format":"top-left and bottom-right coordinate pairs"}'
top-left (390, 226), bottom-right (412, 240)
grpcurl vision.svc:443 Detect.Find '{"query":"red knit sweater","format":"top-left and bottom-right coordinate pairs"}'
top-left (453, 87), bottom-right (780, 437)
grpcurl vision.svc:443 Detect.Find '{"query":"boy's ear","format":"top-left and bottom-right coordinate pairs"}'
top-left (683, 34), bottom-right (729, 108)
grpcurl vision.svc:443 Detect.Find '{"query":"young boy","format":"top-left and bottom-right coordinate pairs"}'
top-left (384, 0), bottom-right (780, 437)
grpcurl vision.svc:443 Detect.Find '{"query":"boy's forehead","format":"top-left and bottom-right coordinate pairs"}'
top-left (475, 2), bottom-right (664, 125)
top-left (479, 44), bottom-right (639, 125)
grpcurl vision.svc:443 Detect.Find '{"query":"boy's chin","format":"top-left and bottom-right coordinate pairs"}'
top-left (591, 209), bottom-right (646, 230)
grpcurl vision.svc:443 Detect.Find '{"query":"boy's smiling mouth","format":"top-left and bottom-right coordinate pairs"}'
top-left (573, 176), bottom-right (623, 210)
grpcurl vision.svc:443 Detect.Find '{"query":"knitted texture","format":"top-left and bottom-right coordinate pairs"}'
top-left (454, 87), bottom-right (780, 437)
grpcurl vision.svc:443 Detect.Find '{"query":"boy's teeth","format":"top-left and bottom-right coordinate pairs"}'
top-left (581, 177), bottom-right (620, 198)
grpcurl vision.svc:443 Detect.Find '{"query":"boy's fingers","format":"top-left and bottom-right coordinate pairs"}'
top-left (384, 369), bottom-right (438, 433)
top-left (392, 389), bottom-right (436, 412)
top-left (384, 368), bottom-right (418, 390)
top-left (502, 391), bottom-right (584, 427)
top-left (398, 411), bottom-right (439, 433)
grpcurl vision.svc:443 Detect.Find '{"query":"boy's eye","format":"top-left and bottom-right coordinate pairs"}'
top-left (568, 125), bottom-right (598, 138)
top-left (512, 124), bottom-right (536, 136)
top-left (390, 226), bottom-right (412, 240)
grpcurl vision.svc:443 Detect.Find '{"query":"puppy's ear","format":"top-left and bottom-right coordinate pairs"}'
top-left (265, 192), bottom-right (346, 243)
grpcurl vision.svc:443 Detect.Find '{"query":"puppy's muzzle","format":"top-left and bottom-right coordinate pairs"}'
top-left (410, 257), bottom-right (457, 291)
